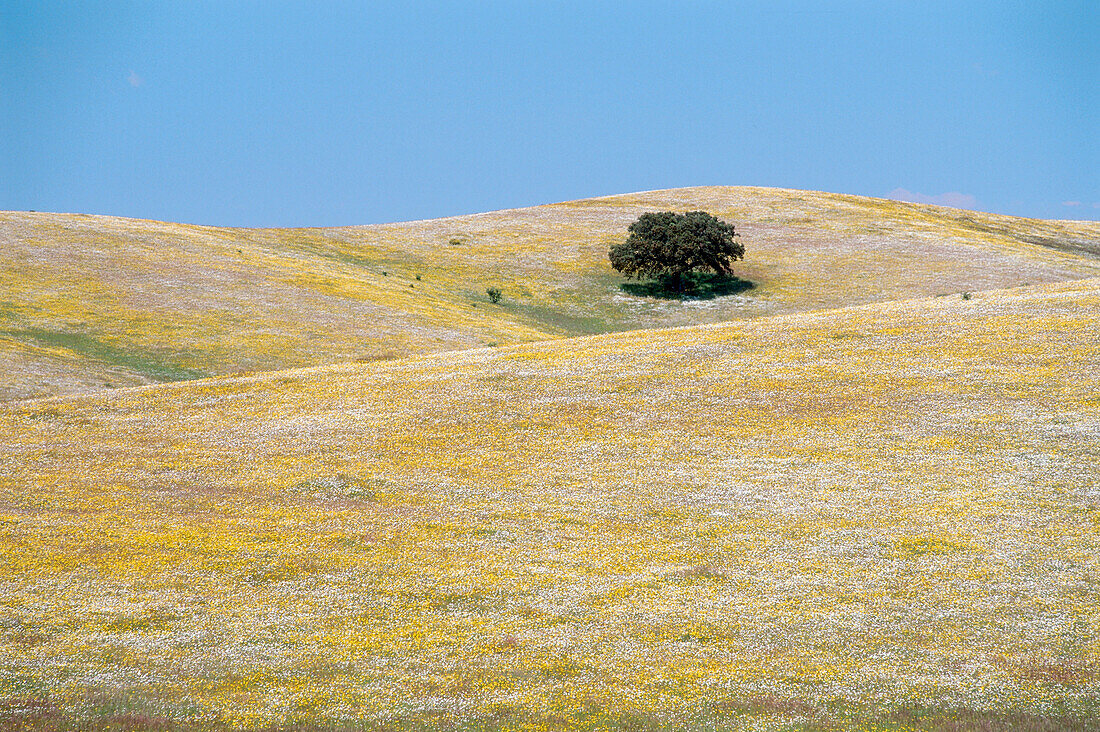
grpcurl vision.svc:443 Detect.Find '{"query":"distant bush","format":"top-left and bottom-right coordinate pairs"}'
top-left (486, 287), bottom-right (503, 304)
top-left (962, 292), bottom-right (972, 300)
top-left (448, 237), bottom-right (465, 246)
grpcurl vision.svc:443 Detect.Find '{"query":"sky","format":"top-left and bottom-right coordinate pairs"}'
top-left (1, 0), bottom-right (1097, 227)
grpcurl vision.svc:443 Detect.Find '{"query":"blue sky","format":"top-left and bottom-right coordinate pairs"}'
top-left (2, 1), bottom-right (1097, 226)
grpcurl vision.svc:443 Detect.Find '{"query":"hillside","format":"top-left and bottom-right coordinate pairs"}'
top-left (3, 276), bottom-right (1098, 729)
top-left (3, 186), bottom-right (1099, 401)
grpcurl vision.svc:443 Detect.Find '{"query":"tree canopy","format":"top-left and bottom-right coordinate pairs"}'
top-left (608, 211), bottom-right (744, 288)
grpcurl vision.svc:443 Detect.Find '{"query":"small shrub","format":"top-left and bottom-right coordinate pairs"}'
top-left (962, 292), bottom-right (972, 300)
top-left (486, 287), bottom-right (503, 304)
top-left (415, 274), bottom-right (421, 280)
top-left (448, 237), bottom-right (465, 246)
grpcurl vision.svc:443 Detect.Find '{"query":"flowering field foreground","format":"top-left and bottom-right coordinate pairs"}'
top-left (2, 278), bottom-right (1099, 730)
top-left (4, 185), bottom-right (1100, 401)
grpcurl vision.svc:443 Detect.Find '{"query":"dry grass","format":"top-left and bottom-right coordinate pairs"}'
top-left (2, 272), bottom-right (1098, 729)
top-left (3, 186), bottom-right (1099, 400)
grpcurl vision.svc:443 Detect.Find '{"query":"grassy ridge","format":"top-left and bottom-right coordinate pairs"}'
top-left (2, 277), bottom-right (1098, 729)
top-left (3, 186), bottom-right (1099, 400)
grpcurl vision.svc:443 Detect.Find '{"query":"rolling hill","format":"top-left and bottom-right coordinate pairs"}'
top-left (2, 271), bottom-right (1098, 729)
top-left (3, 186), bottom-right (1099, 401)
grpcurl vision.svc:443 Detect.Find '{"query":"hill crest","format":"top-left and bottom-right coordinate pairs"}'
top-left (3, 185), bottom-right (1098, 401)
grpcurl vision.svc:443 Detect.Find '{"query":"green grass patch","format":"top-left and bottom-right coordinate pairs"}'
top-left (2, 327), bottom-right (209, 382)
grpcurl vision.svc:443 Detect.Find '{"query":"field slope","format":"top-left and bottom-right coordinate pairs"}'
top-left (2, 276), bottom-right (1098, 729)
top-left (3, 185), bottom-right (1099, 400)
